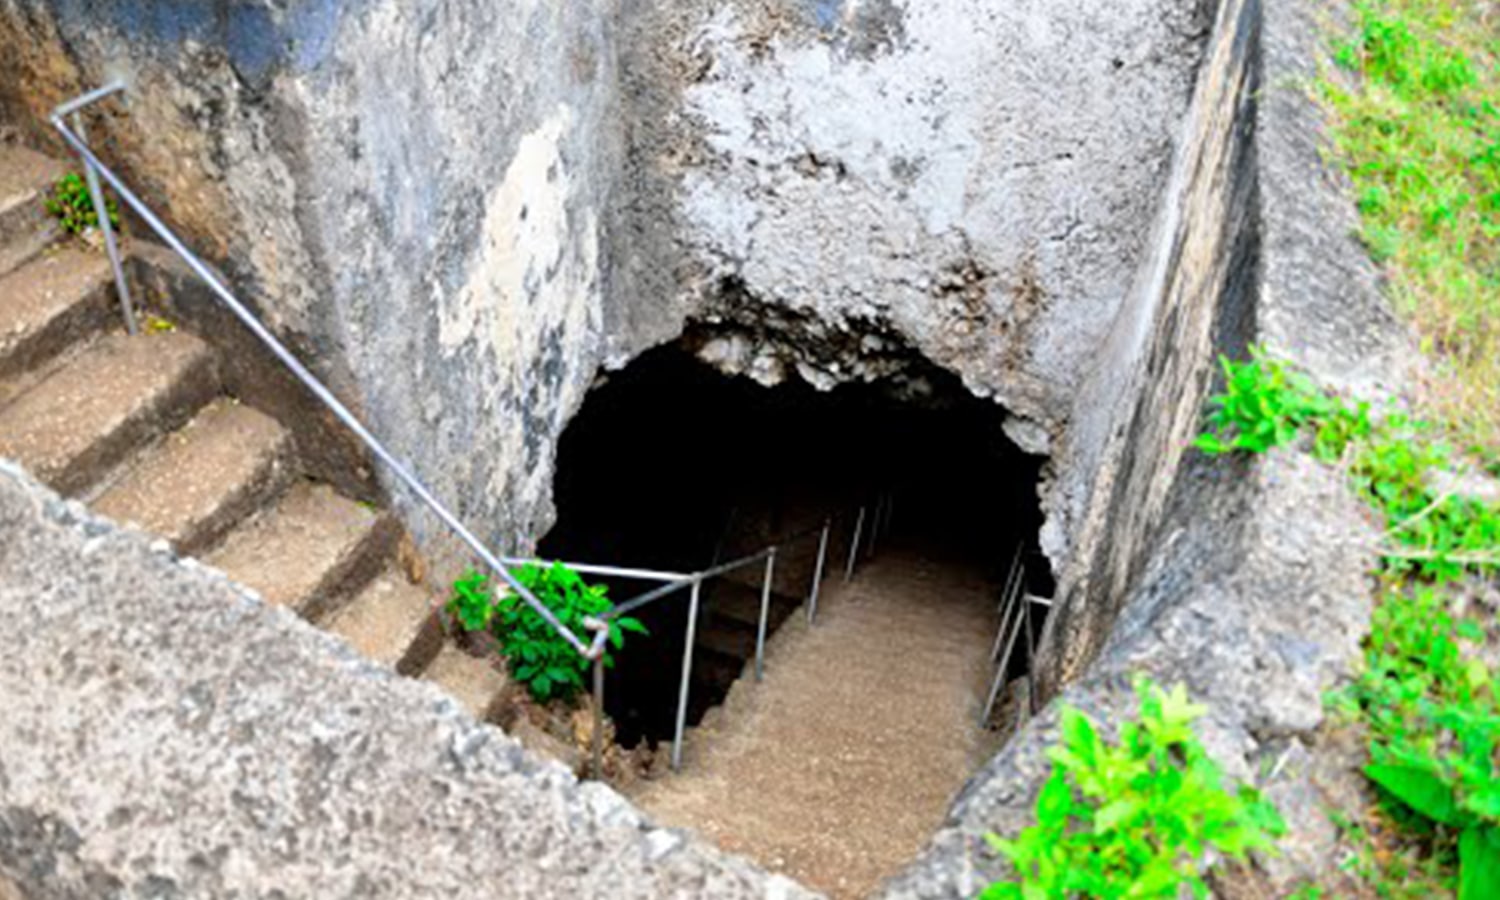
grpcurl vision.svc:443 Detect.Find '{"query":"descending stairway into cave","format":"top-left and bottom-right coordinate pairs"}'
top-left (629, 547), bottom-right (1000, 900)
top-left (0, 143), bottom-right (515, 730)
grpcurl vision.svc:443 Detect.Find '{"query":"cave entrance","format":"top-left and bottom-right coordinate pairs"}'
top-left (538, 339), bottom-right (1054, 748)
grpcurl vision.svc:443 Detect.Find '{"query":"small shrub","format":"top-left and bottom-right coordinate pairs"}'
top-left (981, 679), bottom-right (1285, 899)
top-left (45, 172), bottom-right (119, 235)
top-left (447, 562), bottom-right (646, 703)
top-left (1192, 350), bottom-right (1356, 458)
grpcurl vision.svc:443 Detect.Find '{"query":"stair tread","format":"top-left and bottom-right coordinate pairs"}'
top-left (0, 248), bottom-right (113, 378)
top-left (93, 400), bottom-right (292, 555)
top-left (423, 644), bottom-right (512, 722)
top-left (323, 568), bottom-right (442, 675)
top-left (206, 481), bottom-right (389, 616)
top-left (0, 330), bottom-right (216, 493)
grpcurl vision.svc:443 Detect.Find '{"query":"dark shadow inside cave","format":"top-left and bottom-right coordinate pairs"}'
top-left (538, 338), bottom-right (1055, 747)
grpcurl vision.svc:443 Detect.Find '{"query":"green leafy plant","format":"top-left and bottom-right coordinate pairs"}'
top-left (1192, 350), bottom-right (1358, 458)
top-left (44, 172), bottom-right (119, 235)
top-left (1350, 583), bottom-right (1500, 900)
top-left (981, 679), bottom-right (1285, 899)
top-left (447, 562), bottom-right (647, 703)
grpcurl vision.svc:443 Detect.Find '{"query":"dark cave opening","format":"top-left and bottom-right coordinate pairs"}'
top-left (538, 339), bottom-right (1055, 748)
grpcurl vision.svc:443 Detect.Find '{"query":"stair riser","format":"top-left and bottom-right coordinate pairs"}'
top-left (172, 446), bottom-right (296, 559)
top-left (49, 352), bottom-right (220, 497)
top-left (0, 271), bottom-right (114, 384)
top-left (394, 612), bottom-right (445, 677)
top-left (294, 514), bottom-right (401, 624)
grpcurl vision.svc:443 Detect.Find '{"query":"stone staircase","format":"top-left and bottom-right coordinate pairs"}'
top-left (0, 143), bottom-right (515, 728)
top-left (629, 548), bottom-right (1000, 899)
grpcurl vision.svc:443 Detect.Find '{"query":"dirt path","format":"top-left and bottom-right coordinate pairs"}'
top-left (629, 547), bottom-right (1000, 898)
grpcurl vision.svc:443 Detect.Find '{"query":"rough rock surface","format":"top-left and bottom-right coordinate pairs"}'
top-left (877, 0), bottom-right (1418, 893)
top-left (0, 0), bottom-right (1211, 573)
top-left (0, 459), bottom-right (811, 899)
top-left (627, 0), bottom-right (1208, 434)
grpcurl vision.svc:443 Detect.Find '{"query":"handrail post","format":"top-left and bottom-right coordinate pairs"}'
top-left (980, 598), bottom-right (1027, 727)
top-left (808, 520), bottom-right (830, 624)
top-left (844, 505), bottom-right (866, 583)
top-left (869, 494), bottom-right (884, 559)
top-left (71, 112), bottom-right (136, 335)
top-left (671, 577), bottom-right (704, 771)
top-left (754, 547), bottom-right (777, 682)
top-left (591, 653), bottom-right (605, 779)
top-left (992, 562), bottom-right (1024, 661)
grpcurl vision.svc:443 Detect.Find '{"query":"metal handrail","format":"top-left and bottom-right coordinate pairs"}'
top-left (50, 85), bottom-right (608, 662)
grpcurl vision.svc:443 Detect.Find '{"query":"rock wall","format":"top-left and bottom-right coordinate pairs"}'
top-left (0, 0), bottom-right (1212, 573)
top-left (0, 0), bottom-right (647, 567)
top-left (624, 0), bottom-right (1209, 444)
top-left (879, 0), bottom-right (1416, 893)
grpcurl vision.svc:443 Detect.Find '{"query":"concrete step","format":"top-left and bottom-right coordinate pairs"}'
top-left (0, 331), bottom-right (218, 495)
top-left (0, 248), bottom-right (115, 382)
top-left (322, 568), bottom-right (444, 676)
top-left (422, 644), bottom-right (514, 723)
top-left (206, 481), bottom-right (396, 621)
top-left (92, 400), bottom-right (294, 556)
top-left (0, 145), bottom-right (67, 275)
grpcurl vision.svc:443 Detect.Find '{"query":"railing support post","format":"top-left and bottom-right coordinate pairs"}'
top-left (844, 505), bottom-right (866, 583)
top-left (591, 654), bottom-right (605, 779)
top-left (71, 112), bottom-right (136, 335)
top-left (755, 548), bottom-right (777, 682)
top-left (671, 577), bottom-right (703, 772)
top-left (808, 520), bottom-right (830, 624)
top-left (980, 601), bottom-right (1027, 728)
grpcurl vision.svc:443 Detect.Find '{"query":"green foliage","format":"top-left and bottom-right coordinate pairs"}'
top-left (1350, 583), bottom-right (1500, 900)
top-left (1192, 351), bottom-right (1339, 457)
top-left (447, 563), bottom-right (647, 703)
top-left (1319, 0), bottom-right (1500, 457)
top-left (981, 679), bottom-right (1285, 899)
top-left (44, 172), bottom-right (119, 235)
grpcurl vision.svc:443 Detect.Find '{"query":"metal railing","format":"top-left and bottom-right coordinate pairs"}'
top-left (51, 83), bottom-right (610, 665)
top-left (50, 80), bottom-right (905, 780)
top-left (980, 546), bottom-right (1052, 728)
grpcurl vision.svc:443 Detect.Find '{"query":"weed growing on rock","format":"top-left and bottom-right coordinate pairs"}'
top-left (1197, 351), bottom-right (1500, 898)
top-left (981, 679), bottom-right (1285, 899)
top-left (447, 562), bottom-right (647, 703)
top-left (44, 172), bottom-right (118, 236)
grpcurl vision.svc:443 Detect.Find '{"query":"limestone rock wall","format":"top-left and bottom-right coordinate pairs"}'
top-left (879, 0), bottom-right (1417, 892)
top-left (0, 0), bottom-right (1214, 575)
top-left (623, 0), bottom-right (1209, 444)
top-left (0, 0), bottom-right (649, 569)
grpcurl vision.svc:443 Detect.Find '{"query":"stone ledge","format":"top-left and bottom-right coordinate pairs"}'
top-left (0, 460), bottom-right (811, 899)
